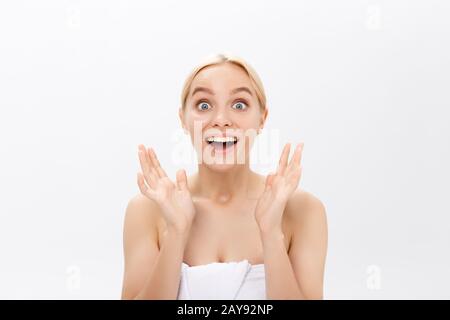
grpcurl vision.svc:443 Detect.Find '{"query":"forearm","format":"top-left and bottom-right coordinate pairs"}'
top-left (261, 231), bottom-right (305, 300)
top-left (134, 229), bottom-right (188, 300)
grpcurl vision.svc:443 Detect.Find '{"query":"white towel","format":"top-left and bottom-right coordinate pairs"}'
top-left (177, 260), bottom-right (266, 300)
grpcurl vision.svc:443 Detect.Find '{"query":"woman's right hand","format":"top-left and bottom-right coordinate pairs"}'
top-left (137, 144), bottom-right (196, 235)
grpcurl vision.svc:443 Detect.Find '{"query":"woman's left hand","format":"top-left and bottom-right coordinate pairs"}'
top-left (255, 142), bottom-right (304, 236)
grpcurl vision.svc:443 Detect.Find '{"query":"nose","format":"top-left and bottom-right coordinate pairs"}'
top-left (211, 108), bottom-right (233, 128)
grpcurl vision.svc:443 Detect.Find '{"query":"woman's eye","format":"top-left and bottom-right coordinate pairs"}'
top-left (232, 101), bottom-right (248, 110)
top-left (197, 102), bottom-right (211, 111)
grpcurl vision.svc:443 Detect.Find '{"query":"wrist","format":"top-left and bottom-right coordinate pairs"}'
top-left (167, 216), bottom-right (193, 233)
top-left (166, 223), bottom-right (192, 242)
top-left (259, 227), bottom-right (285, 243)
top-left (257, 218), bottom-right (283, 237)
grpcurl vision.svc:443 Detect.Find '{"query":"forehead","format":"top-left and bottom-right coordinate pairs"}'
top-left (190, 63), bottom-right (254, 94)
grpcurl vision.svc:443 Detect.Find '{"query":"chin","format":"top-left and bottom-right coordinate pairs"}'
top-left (203, 161), bottom-right (243, 172)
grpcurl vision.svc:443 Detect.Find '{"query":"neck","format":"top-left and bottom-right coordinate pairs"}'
top-left (192, 163), bottom-right (255, 204)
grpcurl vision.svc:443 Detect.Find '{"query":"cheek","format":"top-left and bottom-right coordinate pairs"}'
top-left (236, 117), bottom-right (261, 133)
top-left (188, 112), bottom-right (212, 126)
top-left (184, 112), bottom-right (209, 132)
top-left (236, 109), bottom-right (261, 125)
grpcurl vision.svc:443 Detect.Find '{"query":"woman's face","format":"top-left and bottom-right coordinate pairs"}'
top-left (180, 62), bottom-right (268, 171)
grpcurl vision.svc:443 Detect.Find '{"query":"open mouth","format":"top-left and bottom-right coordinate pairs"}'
top-left (205, 136), bottom-right (238, 151)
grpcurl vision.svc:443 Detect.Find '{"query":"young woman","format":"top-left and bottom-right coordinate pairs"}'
top-left (121, 53), bottom-right (328, 300)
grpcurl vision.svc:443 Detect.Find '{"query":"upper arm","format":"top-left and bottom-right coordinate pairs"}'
top-left (121, 194), bottom-right (161, 299)
top-left (287, 190), bottom-right (328, 299)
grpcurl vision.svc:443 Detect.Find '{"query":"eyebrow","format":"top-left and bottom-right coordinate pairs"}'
top-left (191, 86), bottom-right (253, 97)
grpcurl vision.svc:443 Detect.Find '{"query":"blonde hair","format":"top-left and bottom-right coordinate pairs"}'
top-left (181, 53), bottom-right (267, 111)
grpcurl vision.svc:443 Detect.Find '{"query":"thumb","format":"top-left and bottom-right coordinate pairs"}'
top-left (176, 169), bottom-right (188, 191)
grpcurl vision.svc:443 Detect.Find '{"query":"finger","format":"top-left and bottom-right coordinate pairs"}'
top-left (148, 147), bottom-right (168, 178)
top-left (176, 169), bottom-right (188, 191)
top-left (286, 166), bottom-right (303, 190)
top-left (138, 145), bottom-right (158, 188)
top-left (264, 174), bottom-right (271, 190)
top-left (137, 172), bottom-right (156, 199)
top-left (277, 143), bottom-right (291, 176)
top-left (287, 143), bottom-right (304, 172)
top-left (264, 173), bottom-right (275, 191)
top-left (143, 146), bottom-right (160, 179)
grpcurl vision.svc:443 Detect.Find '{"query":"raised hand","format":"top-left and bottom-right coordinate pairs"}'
top-left (137, 144), bottom-right (196, 234)
top-left (254, 143), bottom-right (304, 235)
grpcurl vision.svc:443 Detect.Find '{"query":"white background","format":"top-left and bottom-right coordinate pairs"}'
top-left (0, 0), bottom-right (449, 299)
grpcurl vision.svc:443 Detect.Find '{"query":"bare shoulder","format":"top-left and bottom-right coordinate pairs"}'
top-left (123, 194), bottom-right (163, 247)
top-left (284, 189), bottom-right (328, 299)
top-left (125, 193), bottom-right (162, 223)
top-left (122, 194), bottom-right (163, 299)
top-left (284, 188), bottom-right (328, 226)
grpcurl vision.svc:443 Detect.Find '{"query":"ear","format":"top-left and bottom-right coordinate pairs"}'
top-left (178, 107), bottom-right (188, 133)
top-left (259, 108), bottom-right (268, 132)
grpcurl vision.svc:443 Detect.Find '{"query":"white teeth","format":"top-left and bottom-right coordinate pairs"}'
top-left (206, 136), bottom-right (238, 143)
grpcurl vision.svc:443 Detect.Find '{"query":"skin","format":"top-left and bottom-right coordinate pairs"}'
top-left (121, 62), bottom-right (328, 300)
